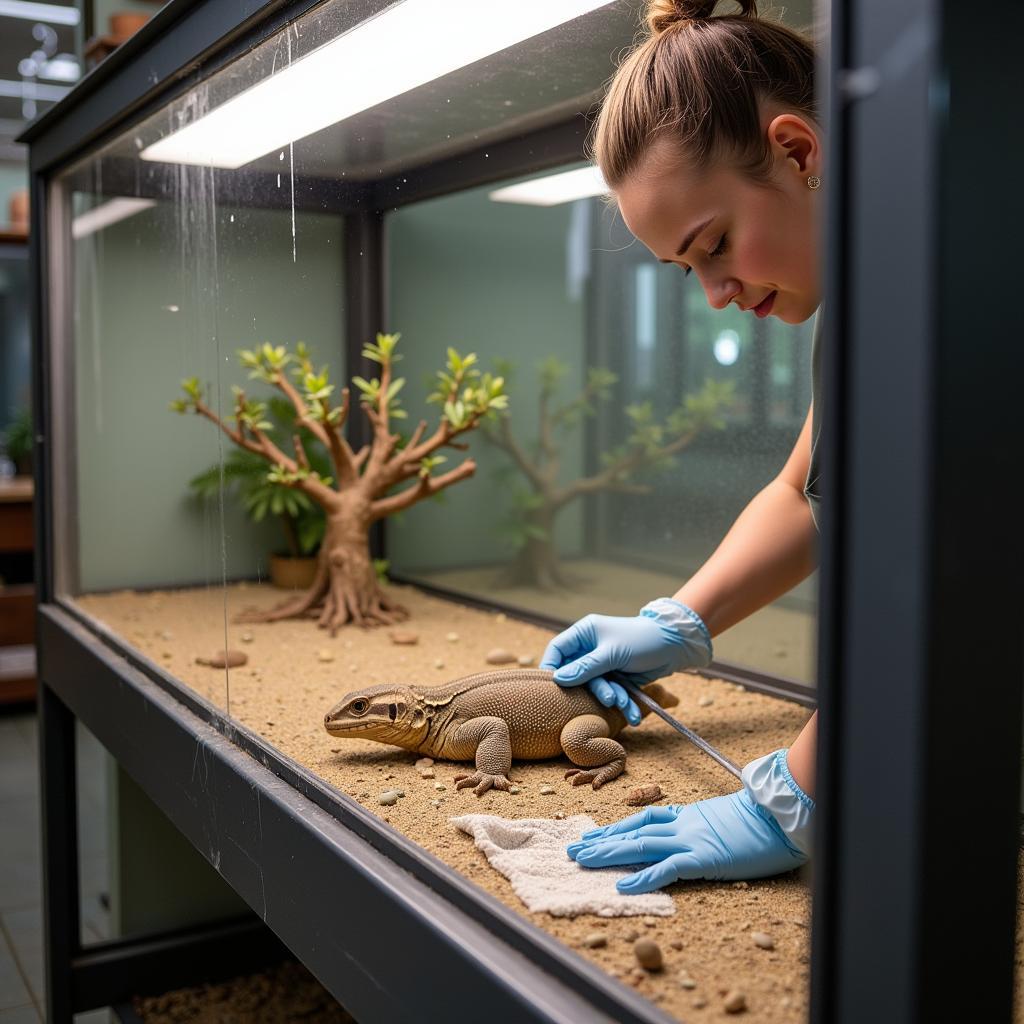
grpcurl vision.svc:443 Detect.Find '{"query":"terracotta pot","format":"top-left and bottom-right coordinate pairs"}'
top-left (109, 12), bottom-right (150, 40)
top-left (269, 553), bottom-right (318, 590)
top-left (8, 189), bottom-right (28, 231)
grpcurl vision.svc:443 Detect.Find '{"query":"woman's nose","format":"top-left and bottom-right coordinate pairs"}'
top-left (703, 275), bottom-right (741, 311)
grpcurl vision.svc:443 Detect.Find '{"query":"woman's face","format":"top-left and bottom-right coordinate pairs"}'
top-left (614, 115), bottom-right (823, 325)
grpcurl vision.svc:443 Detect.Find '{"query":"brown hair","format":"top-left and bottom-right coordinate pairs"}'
top-left (592, 0), bottom-right (817, 188)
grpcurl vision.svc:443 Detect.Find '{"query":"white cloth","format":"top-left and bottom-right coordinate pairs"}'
top-left (451, 813), bottom-right (675, 918)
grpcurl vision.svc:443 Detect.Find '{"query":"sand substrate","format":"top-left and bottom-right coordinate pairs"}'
top-left (78, 582), bottom-right (814, 1023)
top-left (132, 958), bottom-right (355, 1023)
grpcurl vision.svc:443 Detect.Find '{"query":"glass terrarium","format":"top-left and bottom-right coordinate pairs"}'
top-left (40, 0), bottom-right (822, 1019)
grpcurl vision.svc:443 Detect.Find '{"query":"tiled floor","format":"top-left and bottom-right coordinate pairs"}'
top-left (0, 709), bottom-right (112, 1023)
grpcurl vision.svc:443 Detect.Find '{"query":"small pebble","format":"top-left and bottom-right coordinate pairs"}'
top-left (732, 881), bottom-right (750, 890)
top-left (433, 659), bottom-right (445, 669)
top-left (196, 649), bottom-right (247, 668)
top-left (626, 784), bottom-right (662, 807)
top-left (554, 811), bottom-right (566, 820)
top-left (751, 931), bottom-right (775, 950)
top-left (494, 612), bottom-right (507, 623)
top-left (678, 973), bottom-right (697, 990)
top-left (418, 768), bottom-right (436, 779)
top-left (434, 783), bottom-right (446, 791)
top-left (378, 791), bottom-right (399, 806)
top-left (697, 695), bottom-right (714, 707)
top-left (692, 997), bottom-right (707, 1009)
top-left (628, 968), bottom-right (646, 987)
top-left (539, 785), bottom-right (555, 795)
top-left (240, 632), bottom-right (253, 643)
top-left (445, 632), bottom-right (459, 642)
top-left (723, 990), bottom-right (747, 1014)
top-left (583, 933), bottom-right (607, 949)
top-left (633, 939), bottom-right (663, 971)
top-left (431, 800), bottom-right (441, 808)
top-left (642, 916), bottom-right (657, 928)
top-left (395, 789), bottom-right (405, 797)
top-left (509, 786), bottom-right (521, 794)
top-left (317, 649), bottom-right (334, 662)
top-left (623, 929), bottom-right (639, 942)
top-left (517, 654), bottom-right (535, 666)
top-left (389, 631), bottom-right (419, 645)
top-left (669, 939), bottom-right (684, 951)
top-left (485, 647), bottom-right (516, 665)
top-left (359, 791), bottom-right (369, 798)
top-left (160, 630), bottom-right (174, 641)
top-left (415, 757), bottom-right (434, 768)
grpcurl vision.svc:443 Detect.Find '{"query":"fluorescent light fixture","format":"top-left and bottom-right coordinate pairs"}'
top-left (72, 198), bottom-right (156, 239)
top-left (141, 0), bottom-right (615, 169)
top-left (0, 0), bottom-right (80, 25)
top-left (489, 165), bottom-right (609, 206)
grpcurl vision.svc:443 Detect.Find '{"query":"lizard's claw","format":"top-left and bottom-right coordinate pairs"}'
top-left (565, 766), bottom-right (619, 790)
top-left (454, 771), bottom-right (513, 796)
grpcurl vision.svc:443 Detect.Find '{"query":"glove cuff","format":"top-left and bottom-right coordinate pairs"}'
top-left (742, 748), bottom-right (815, 856)
top-left (638, 597), bottom-right (713, 668)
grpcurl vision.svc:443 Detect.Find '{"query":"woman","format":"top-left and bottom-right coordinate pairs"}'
top-left (542, 0), bottom-right (820, 893)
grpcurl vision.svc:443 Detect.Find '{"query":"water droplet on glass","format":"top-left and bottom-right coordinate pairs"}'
top-left (279, 151), bottom-right (285, 161)
top-left (161, 304), bottom-right (180, 313)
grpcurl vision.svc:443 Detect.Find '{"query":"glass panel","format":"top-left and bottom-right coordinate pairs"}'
top-left (388, 179), bottom-right (817, 684)
top-left (45, 0), bottom-right (820, 1015)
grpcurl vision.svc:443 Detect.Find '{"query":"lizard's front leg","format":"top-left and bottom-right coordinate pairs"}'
top-left (449, 717), bottom-right (514, 796)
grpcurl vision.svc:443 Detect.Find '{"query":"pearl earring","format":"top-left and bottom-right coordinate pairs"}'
top-left (807, 175), bottom-right (821, 190)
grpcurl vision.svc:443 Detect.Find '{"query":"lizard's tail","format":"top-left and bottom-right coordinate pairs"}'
top-left (639, 681), bottom-right (679, 711)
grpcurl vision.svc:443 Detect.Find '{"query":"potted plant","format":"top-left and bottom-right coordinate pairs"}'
top-left (187, 397), bottom-right (328, 589)
top-left (172, 334), bottom-right (507, 630)
top-left (4, 408), bottom-right (33, 477)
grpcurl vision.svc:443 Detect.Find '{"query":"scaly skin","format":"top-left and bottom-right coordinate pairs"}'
top-left (323, 668), bottom-right (679, 795)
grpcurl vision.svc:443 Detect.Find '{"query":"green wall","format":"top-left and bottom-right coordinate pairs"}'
top-left (387, 185), bottom-right (588, 572)
top-left (73, 200), bottom-right (345, 592)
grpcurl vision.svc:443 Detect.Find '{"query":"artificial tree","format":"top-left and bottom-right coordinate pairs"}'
top-left (172, 334), bottom-right (507, 630)
top-left (486, 357), bottom-right (733, 590)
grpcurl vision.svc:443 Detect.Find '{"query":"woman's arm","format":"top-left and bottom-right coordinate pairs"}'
top-left (674, 406), bottom-right (817, 636)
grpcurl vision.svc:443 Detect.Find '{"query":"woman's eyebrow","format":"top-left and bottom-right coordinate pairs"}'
top-left (675, 217), bottom-right (714, 257)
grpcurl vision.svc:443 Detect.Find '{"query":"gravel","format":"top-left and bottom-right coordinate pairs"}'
top-left (633, 939), bottom-right (663, 971)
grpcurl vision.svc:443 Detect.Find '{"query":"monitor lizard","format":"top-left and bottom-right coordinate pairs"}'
top-left (323, 667), bottom-right (679, 794)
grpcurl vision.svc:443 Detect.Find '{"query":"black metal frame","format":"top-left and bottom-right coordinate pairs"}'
top-left (22, 0), bottom-right (1024, 1019)
top-left (810, 0), bottom-right (1024, 1021)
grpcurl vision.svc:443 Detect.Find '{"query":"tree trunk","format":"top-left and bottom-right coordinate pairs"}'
top-left (504, 502), bottom-right (575, 591)
top-left (237, 503), bottom-right (407, 633)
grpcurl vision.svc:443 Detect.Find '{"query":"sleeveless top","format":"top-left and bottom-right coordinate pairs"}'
top-left (803, 309), bottom-right (823, 530)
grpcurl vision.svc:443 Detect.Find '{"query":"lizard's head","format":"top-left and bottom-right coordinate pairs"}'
top-left (323, 684), bottom-right (429, 748)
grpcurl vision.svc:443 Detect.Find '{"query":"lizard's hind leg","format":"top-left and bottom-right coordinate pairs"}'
top-left (560, 715), bottom-right (626, 790)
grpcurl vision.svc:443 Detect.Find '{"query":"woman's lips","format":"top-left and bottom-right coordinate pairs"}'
top-left (753, 291), bottom-right (777, 318)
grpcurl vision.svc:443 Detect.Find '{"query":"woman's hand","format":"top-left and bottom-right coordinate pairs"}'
top-left (567, 749), bottom-right (814, 892)
top-left (540, 598), bottom-right (712, 725)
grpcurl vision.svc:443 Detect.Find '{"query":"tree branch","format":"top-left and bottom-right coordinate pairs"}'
top-left (369, 459), bottom-right (477, 521)
top-left (193, 400), bottom-right (337, 507)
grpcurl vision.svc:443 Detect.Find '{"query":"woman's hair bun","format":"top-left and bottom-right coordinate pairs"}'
top-left (646, 0), bottom-right (758, 35)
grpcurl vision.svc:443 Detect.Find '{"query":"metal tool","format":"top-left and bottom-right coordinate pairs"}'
top-left (612, 674), bottom-right (742, 780)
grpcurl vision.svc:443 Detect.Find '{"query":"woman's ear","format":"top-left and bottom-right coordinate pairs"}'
top-left (767, 114), bottom-right (821, 178)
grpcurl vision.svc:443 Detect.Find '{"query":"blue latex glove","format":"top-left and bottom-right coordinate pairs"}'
top-left (540, 597), bottom-right (712, 727)
top-left (566, 749), bottom-right (813, 893)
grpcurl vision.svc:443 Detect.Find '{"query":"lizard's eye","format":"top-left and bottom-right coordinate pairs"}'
top-left (350, 699), bottom-right (369, 715)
